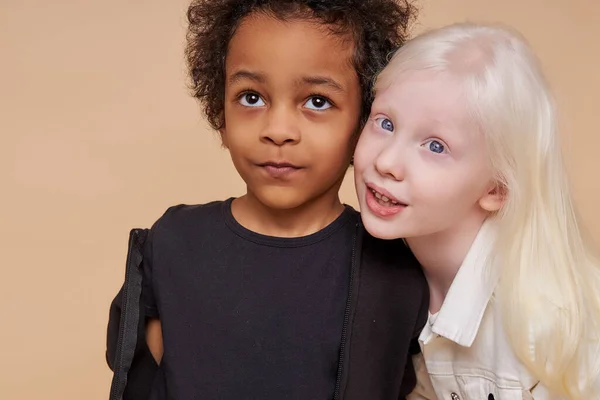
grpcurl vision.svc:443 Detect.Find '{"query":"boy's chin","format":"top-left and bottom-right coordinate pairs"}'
top-left (251, 187), bottom-right (321, 211)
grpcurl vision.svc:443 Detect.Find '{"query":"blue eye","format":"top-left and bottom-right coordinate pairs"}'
top-left (376, 117), bottom-right (394, 132)
top-left (426, 140), bottom-right (445, 154)
top-left (304, 96), bottom-right (332, 110)
top-left (239, 92), bottom-right (265, 107)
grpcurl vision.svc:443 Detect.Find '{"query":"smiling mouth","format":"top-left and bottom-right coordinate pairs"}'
top-left (368, 186), bottom-right (405, 207)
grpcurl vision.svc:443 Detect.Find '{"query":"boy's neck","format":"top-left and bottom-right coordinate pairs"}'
top-left (231, 192), bottom-right (346, 238)
top-left (405, 212), bottom-right (488, 314)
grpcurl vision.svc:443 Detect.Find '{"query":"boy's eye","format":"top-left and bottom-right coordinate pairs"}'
top-left (303, 96), bottom-right (332, 110)
top-left (375, 117), bottom-right (394, 132)
top-left (424, 139), bottom-right (446, 154)
top-left (239, 92), bottom-right (265, 107)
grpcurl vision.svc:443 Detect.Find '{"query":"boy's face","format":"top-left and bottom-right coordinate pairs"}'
top-left (221, 13), bottom-right (361, 210)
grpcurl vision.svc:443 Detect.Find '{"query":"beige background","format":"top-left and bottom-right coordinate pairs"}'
top-left (2, 0), bottom-right (598, 398)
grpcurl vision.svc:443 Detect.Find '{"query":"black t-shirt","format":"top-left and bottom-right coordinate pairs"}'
top-left (142, 198), bottom-right (358, 399)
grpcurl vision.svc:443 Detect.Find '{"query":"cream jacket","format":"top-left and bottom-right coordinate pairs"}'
top-left (407, 220), bottom-right (562, 400)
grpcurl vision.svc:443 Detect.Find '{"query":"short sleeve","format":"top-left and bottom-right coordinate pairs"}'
top-left (141, 224), bottom-right (159, 319)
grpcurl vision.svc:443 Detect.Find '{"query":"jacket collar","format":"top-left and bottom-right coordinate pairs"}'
top-left (422, 219), bottom-right (499, 347)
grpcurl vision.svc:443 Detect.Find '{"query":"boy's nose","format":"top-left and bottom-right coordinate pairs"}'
top-left (261, 106), bottom-right (301, 146)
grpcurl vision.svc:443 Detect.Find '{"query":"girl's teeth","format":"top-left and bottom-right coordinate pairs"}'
top-left (371, 188), bottom-right (402, 206)
top-left (372, 189), bottom-right (390, 202)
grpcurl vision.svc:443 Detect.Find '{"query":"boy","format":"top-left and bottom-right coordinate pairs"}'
top-left (107, 1), bottom-right (428, 399)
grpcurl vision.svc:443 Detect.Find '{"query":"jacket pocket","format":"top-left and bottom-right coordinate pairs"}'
top-left (427, 372), bottom-right (525, 400)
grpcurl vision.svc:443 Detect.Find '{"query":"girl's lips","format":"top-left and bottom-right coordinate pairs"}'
top-left (366, 183), bottom-right (405, 205)
top-left (364, 184), bottom-right (406, 217)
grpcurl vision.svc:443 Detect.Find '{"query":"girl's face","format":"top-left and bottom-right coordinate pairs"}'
top-left (354, 70), bottom-right (501, 240)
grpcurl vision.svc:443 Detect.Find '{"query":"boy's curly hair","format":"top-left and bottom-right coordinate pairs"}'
top-left (185, 0), bottom-right (417, 131)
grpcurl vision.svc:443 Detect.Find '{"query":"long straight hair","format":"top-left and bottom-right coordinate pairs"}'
top-left (379, 23), bottom-right (600, 397)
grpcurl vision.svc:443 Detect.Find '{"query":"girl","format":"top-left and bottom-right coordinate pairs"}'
top-left (353, 22), bottom-right (600, 399)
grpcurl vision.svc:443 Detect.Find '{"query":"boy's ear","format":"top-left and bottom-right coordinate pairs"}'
top-left (219, 128), bottom-right (228, 149)
top-left (479, 182), bottom-right (506, 212)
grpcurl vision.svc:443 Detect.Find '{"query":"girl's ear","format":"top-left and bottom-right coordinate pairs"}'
top-left (479, 182), bottom-right (506, 212)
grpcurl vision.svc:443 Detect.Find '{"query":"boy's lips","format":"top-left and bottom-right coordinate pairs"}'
top-left (257, 161), bottom-right (304, 179)
top-left (259, 161), bottom-right (302, 168)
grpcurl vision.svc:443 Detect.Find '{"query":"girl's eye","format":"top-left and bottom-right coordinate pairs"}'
top-left (239, 92), bottom-right (265, 107)
top-left (303, 96), bottom-right (332, 110)
top-left (424, 139), bottom-right (446, 154)
top-left (375, 117), bottom-right (394, 132)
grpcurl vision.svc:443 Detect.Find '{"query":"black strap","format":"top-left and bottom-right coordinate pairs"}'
top-left (109, 228), bottom-right (148, 400)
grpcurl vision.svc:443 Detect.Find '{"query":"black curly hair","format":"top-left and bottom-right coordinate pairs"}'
top-left (185, 0), bottom-right (417, 131)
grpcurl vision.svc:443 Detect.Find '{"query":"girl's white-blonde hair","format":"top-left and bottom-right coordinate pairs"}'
top-left (379, 23), bottom-right (600, 397)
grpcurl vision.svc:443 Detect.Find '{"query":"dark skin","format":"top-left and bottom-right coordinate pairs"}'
top-left (225, 13), bottom-right (361, 237)
top-left (147, 12), bottom-right (361, 363)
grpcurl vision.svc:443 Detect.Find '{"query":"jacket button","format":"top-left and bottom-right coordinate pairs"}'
top-left (450, 393), bottom-right (460, 400)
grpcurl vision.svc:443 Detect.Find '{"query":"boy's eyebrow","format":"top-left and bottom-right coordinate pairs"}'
top-left (300, 76), bottom-right (345, 93)
top-left (228, 70), bottom-right (345, 94)
top-left (229, 70), bottom-right (266, 85)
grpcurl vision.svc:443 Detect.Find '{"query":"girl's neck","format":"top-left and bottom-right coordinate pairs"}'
top-left (406, 212), bottom-right (489, 314)
top-left (231, 190), bottom-right (345, 238)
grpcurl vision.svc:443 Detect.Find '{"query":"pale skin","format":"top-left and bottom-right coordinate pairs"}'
top-left (353, 71), bottom-right (504, 313)
top-left (146, 12), bottom-right (362, 363)
top-left (406, 189), bottom-right (502, 312)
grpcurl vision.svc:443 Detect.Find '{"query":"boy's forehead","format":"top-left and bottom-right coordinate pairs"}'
top-left (226, 12), bottom-right (356, 79)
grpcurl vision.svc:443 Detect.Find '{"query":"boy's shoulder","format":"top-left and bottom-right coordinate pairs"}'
top-left (150, 198), bottom-right (228, 234)
top-left (359, 222), bottom-right (421, 272)
top-left (356, 219), bottom-right (428, 314)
